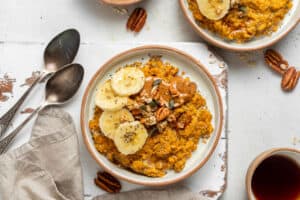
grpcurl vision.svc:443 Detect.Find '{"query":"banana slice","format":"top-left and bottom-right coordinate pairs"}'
top-left (114, 121), bottom-right (148, 155)
top-left (111, 67), bottom-right (145, 96)
top-left (95, 80), bottom-right (128, 111)
top-left (196, 0), bottom-right (230, 20)
top-left (99, 109), bottom-right (134, 139)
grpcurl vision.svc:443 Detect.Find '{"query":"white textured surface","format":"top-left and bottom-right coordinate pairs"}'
top-left (0, 0), bottom-right (299, 200)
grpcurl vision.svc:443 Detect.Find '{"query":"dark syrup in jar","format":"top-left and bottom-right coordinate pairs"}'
top-left (251, 155), bottom-right (300, 200)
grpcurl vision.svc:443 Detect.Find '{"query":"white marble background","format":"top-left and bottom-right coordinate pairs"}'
top-left (0, 0), bottom-right (299, 199)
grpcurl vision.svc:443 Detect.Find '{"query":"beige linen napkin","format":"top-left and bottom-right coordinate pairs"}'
top-left (0, 107), bottom-right (83, 200)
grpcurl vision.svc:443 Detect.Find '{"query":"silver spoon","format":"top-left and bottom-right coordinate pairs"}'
top-left (0, 29), bottom-right (80, 137)
top-left (0, 63), bottom-right (84, 154)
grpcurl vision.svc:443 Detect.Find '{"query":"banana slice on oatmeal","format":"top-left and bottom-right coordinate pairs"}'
top-left (114, 121), bottom-right (148, 155)
top-left (111, 67), bottom-right (145, 96)
top-left (99, 109), bottom-right (134, 139)
top-left (196, 0), bottom-right (230, 20)
top-left (95, 80), bottom-right (128, 111)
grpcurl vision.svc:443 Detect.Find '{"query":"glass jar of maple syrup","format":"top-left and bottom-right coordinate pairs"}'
top-left (246, 148), bottom-right (300, 200)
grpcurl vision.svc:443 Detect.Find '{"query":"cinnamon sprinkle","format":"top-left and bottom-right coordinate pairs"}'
top-left (200, 190), bottom-right (219, 198)
top-left (20, 107), bottom-right (35, 114)
top-left (20, 71), bottom-right (41, 87)
top-left (0, 74), bottom-right (16, 102)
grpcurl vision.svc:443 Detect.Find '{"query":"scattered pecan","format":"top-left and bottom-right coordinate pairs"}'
top-left (281, 67), bottom-right (299, 91)
top-left (265, 49), bottom-right (300, 92)
top-left (94, 171), bottom-right (121, 193)
top-left (126, 8), bottom-right (147, 32)
top-left (155, 107), bottom-right (170, 122)
top-left (264, 49), bottom-right (289, 75)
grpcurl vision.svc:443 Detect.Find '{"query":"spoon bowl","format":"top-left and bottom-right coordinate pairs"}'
top-left (45, 63), bottom-right (84, 104)
top-left (44, 29), bottom-right (80, 72)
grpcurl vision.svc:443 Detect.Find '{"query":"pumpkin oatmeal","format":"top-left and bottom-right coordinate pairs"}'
top-left (89, 56), bottom-right (214, 177)
top-left (188, 0), bottom-right (293, 42)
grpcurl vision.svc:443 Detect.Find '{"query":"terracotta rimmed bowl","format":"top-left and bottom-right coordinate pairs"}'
top-left (246, 148), bottom-right (300, 199)
top-left (81, 45), bottom-right (223, 186)
top-left (179, 0), bottom-right (300, 51)
top-left (100, 0), bottom-right (143, 6)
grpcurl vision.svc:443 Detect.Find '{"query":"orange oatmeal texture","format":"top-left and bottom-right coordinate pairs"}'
top-left (89, 57), bottom-right (214, 177)
top-left (188, 0), bottom-right (292, 42)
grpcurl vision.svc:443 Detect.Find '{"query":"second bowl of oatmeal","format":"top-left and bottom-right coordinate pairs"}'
top-left (81, 45), bottom-right (223, 186)
top-left (179, 0), bottom-right (300, 51)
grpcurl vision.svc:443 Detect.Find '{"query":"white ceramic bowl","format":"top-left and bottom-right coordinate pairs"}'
top-left (179, 0), bottom-right (300, 51)
top-left (81, 45), bottom-right (223, 186)
top-left (246, 148), bottom-right (300, 199)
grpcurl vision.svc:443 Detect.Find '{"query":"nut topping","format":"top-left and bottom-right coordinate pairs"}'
top-left (281, 67), bottom-right (299, 91)
top-left (155, 107), bottom-right (170, 122)
top-left (94, 171), bottom-right (121, 193)
top-left (264, 49), bottom-right (289, 75)
top-left (126, 8), bottom-right (147, 33)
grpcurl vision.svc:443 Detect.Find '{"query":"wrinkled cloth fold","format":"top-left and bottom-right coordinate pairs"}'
top-left (0, 107), bottom-right (83, 200)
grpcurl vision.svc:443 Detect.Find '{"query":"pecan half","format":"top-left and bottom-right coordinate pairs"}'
top-left (94, 171), bottom-right (121, 193)
top-left (281, 67), bottom-right (299, 91)
top-left (126, 8), bottom-right (147, 32)
top-left (264, 49), bottom-right (289, 75)
top-left (155, 107), bottom-right (170, 122)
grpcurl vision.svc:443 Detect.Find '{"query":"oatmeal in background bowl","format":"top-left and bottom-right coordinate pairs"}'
top-left (180, 0), bottom-right (300, 51)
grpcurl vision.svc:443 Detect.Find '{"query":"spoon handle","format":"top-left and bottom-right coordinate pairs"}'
top-left (0, 106), bottom-right (41, 154)
top-left (0, 73), bottom-right (44, 137)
